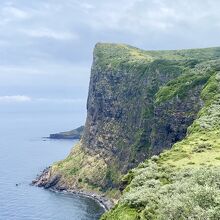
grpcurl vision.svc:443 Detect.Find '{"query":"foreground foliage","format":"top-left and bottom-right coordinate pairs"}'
top-left (102, 164), bottom-right (220, 220)
top-left (102, 52), bottom-right (220, 219)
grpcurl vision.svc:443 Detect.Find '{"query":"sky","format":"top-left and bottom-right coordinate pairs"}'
top-left (0, 0), bottom-right (220, 127)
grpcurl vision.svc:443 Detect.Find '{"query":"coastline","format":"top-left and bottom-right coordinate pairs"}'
top-left (32, 168), bottom-right (114, 212)
top-left (48, 188), bottom-right (113, 211)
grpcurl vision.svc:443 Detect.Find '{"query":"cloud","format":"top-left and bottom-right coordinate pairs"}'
top-left (0, 63), bottom-right (90, 77)
top-left (0, 0), bottom-right (219, 76)
top-left (76, 0), bottom-right (220, 35)
top-left (0, 66), bottom-right (45, 75)
top-left (79, 2), bottom-right (95, 10)
top-left (0, 95), bottom-right (31, 103)
top-left (21, 28), bottom-right (79, 40)
top-left (0, 95), bottom-right (85, 104)
top-left (35, 98), bottom-right (85, 104)
top-left (1, 5), bottom-right (29, 21)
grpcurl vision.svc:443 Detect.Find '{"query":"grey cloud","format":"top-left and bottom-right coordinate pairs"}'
top-left (0, 0), bottom-right (220, 100)
top-left (1, 0), bottom-right (220, 65)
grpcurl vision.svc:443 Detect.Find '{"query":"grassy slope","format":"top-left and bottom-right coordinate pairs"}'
top-left (101, 46), bottom-right (220, 219)
top-left (94, 43), bottom-right (220, 70)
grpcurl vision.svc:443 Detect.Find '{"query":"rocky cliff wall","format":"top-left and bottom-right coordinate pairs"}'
top-left (34, 43), bottom-right (220, 198)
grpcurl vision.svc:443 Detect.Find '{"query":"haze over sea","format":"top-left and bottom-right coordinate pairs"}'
top-left (0, 74), bottom-right (106, 219)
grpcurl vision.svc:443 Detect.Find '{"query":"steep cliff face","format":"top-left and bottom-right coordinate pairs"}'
top-left (102, 66), bottom-right (220, 220)
top-left (82, 44), bottom-right (207, 176)
top-left (35, 43), bottom-right (220, 201)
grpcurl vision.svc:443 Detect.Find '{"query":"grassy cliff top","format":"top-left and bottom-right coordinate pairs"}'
top-left (94, 43), bottom-right (220, 70)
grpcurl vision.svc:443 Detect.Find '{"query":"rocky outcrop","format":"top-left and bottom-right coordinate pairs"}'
top-left (49, 126), bottom-right (84, 139)
top-left (34, 43), bottom-right (220, 199)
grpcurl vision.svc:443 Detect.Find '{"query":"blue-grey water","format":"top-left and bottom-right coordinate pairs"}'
top-left (0, 110), bottom-right (104, 220)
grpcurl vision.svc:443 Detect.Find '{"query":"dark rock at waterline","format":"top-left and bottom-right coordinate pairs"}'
top-left (33, 168), bottom-right (61, 190)
top-left (32, 167), bottom-right (51, 187)
top-left (49, 126), bottom-right (84, 140)
top-left (44, 175), bottom-right (61, 189)
top-left (32, 168), bottom-right (114, 211)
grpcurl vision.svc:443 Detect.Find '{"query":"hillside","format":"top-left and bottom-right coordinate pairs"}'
top-left (102, 63), bottom-right (220, 219)
top-left (34, 43), bottom-right (220, 218)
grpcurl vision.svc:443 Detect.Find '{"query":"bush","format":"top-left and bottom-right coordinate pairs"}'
top-left (192, 143), bottom-right (212, 153)
top-left (120, 163), bottom-right (220, 219)
top-left (157, 168), bottom-right (220, 220)
top-left (151, 155), bottom-right (159, 162)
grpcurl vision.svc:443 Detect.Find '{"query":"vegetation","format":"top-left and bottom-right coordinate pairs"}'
top-left (102, 164), bottom-right (220, 220)
top-left (101, 45), bottom-right (220, 219)
top-left (44, 43), bottom-right (220, 219)
top-left (52, 144), bottom-right (109, 192)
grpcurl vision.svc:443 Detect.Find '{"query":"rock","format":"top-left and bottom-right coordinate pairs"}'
top-left (44, 174), bottom-right (61, 189)
top-left (32, 167), bottom-right (50, 187)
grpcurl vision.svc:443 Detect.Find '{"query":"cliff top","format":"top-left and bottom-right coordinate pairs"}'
top-left (94, 42), bottom-right (220, 64)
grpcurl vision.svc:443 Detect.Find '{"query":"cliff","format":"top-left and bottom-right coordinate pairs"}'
top-left (49, 126), bottom-right (84, 139)
top-left (102, 67), bottom-right (220, 220)
top-left (34, 43), bottom-right (220, 218)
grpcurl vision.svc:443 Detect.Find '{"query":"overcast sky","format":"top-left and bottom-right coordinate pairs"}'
top-left (0, 0), bottom-right (220, 109)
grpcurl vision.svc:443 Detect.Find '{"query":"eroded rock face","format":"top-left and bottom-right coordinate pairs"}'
top-left (150, 87), bottom-right (204, 155)
top-left (81, 55), bottom-right (204, 177)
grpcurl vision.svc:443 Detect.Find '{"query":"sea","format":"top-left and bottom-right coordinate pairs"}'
top-left (0, 106), bottom-right (105, 220)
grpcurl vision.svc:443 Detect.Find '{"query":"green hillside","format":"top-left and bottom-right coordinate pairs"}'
top-left (102, 51), bottom-right (220, 219)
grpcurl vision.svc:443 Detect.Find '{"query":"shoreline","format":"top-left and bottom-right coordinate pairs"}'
top-left (48, 188), bottom-right (113, 211)
top-left (32, 168), bottom-right (114, 212)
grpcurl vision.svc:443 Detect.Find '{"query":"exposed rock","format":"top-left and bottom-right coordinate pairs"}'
top-left (32, 167), bottom-right (51, 187)
top-left (44, 174), bottom-right (61, 189)
top-left (33, 168), bottom-right (114, 211)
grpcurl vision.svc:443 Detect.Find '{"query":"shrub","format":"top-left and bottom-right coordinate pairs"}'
top-left (157, 168), bottom-right (220, 219)
top-left (120, 164), bottom-right (220, 219)
top-left (192, 143), bottom-right (212, 153)
top-left (151, 155), bottom-right (159, 162)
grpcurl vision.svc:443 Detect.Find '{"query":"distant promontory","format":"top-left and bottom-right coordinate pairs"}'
top-left (49, 126), bottom-right (84, 140)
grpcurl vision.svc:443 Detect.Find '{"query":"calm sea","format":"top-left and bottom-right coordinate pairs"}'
top-left (0, 110), bottom-right (104, 220)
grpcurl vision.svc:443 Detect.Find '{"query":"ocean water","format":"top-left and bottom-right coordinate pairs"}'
top-left (0, 110), bottom-right (104, 220)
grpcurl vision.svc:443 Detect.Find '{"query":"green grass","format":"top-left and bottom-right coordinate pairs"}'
top-left (101, 205), bottom-right (139, 220)
top-left (155, 72), bottom-right (210, 104)
top-left (51, 143), bottom-right (109, 192)
top-left (94, 43), bottom-right (220, 71)
top-left (102, 45), bottom-right (220, 219)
